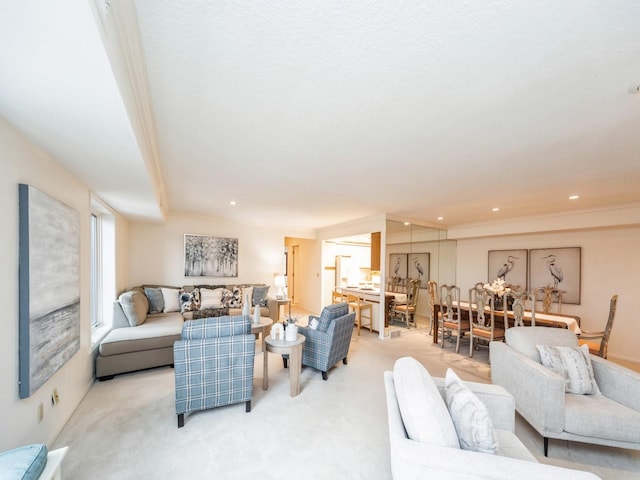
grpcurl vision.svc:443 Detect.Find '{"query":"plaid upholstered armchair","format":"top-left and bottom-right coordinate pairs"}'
top-left (297, 302), bottom-right (356, 380)
top-left (174, 315), bottom-right (255, 427)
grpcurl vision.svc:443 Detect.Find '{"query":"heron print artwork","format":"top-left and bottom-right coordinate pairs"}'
top-left (529, 247), bottom-right (581, 304)
top-left (488, 249), bottom-right (528, 290)
top-left (411, 253), bottom-right (430, 288)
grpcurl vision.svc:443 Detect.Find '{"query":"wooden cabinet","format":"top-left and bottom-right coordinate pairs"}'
top-left (370, 231), bottom-right (381, 271)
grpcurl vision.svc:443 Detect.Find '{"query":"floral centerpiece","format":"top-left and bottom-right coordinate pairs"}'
top-left (483, 278), bottom-right (512, 310)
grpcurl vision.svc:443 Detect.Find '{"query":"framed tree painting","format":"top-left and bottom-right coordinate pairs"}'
top-left (409, 253), bottom-right (430, 288)
top-left (388, 253), bottom-right (407, 279)
top-left (488, 249), bottom-right (528, 290)
top-left (529, 247), bottom-right (581, 304)
top-left (184, 235), bottom-right (238, 277)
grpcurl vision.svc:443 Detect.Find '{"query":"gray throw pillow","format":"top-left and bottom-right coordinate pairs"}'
top-left (252, 285), bottom-right (270, 307)
top-left (144, 287), bottom-right (164, 314)
top-left (445, 368), bottom-right (499, 454)
top-left (119, 290), bottom-right (149, 326)
top-left (537, 344), bottom-right (601, 395)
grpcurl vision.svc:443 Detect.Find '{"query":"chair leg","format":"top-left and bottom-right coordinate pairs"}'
top-left (283, 356), bottom-right (288, 368)
top-left (246, 400), bottom-right (251, 413)
top-left (177, 413), bottom-right (184, 428)
top-left (342, 357), bottom-right (348, 365)
top-left (543, 437), bottom-right (549, 457)
top-left (322, 371), bottom-right (328, 381)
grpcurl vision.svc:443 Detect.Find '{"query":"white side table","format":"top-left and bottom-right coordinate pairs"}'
top-left (275, 298), bottom-right (292, 321)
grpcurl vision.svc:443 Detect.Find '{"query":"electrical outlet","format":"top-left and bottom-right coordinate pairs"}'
top-left (51, 388), bottom-right (60, 406)
top-left (37, 403), bottom-right (44, 423)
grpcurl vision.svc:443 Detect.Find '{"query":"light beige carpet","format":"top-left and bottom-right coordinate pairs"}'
top-left (52, 318), bottom-right (639, 479)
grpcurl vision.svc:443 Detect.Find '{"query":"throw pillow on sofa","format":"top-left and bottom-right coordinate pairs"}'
top-left (252, 286), bottom-right (270, 307)
top-left (119, 290), bottom-right (149, 326)
top-left (161, 287), bottom-right (181, 313)
top-left (200, 287), bottom-right (225, 309)
top-left (445, 368), bottom-right (499, 454)
top-left (537, 344), bottom-right (601, 395)
top-left (144, 287), bottom-right (164, 314)
top-left (180, 288), bottom-right (201, 313)
top-left (393, 357), bottom-right (459, 448)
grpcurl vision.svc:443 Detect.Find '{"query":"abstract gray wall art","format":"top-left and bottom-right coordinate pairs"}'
top-left (184, 234), bottom-right (238, 277)
top-left (19, 184), bottom-right (80, 398)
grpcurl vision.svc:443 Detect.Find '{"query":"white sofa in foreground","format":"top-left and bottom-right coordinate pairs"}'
top-left (384, 357), bottom-right (600, 480)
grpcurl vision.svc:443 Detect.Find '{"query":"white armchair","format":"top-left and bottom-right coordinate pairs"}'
top-left (490, 327), bottom-right (640, 456)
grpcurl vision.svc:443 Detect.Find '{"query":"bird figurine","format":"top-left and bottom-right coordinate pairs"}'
top-left (496, 255), bottom-right (518, 281)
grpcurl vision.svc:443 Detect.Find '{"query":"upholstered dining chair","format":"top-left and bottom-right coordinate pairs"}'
top-left (469, 284), bottom-right (505, 359)
top-left (509, 290), bottom-right (536, 327)
top-left (438, 284), bottom-right (469, 353)
top-left (174, 315), bottom-right (255, 427)
top-left (578, 294), bottom-right (618, 358)
top-left (534, 286), bottom-right (564, 314)
top-left (392, 279), bottom-right (419, 328)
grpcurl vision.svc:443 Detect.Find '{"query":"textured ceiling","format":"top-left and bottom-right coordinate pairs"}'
top-left (2, 1), bottom-right (640, 230)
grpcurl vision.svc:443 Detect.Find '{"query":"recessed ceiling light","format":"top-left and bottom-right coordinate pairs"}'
top-left (437, 216), bottom-right (444, 221)
top-left (229, 200), bottom-right (236, 206)
top-left (492, 207), bottom-right (500, 212)
top-left (569, 195), bottom-right (579, 200)
top-left (403, 222), bottom-right (411, 226)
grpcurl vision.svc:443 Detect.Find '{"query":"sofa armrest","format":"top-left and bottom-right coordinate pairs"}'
top-left (433, 377), bottom-right (515, 432)
top-left (266, 297), bottom-right (279, 322)
top-left (591, 355), bottom-right (640, 411)
top-left (490, 341), bottom-right (566, 435)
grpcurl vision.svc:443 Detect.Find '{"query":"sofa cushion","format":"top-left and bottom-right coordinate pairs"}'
top-left (505, 326), bottom-right (578, 362)
top-left (119, 290), bottom-right (149, 326)
top-left (144, 287), bottom-right (164, 314)
top-left (191, 307), bottom-right (229, 319)
top-left (445, 368), bottom-right (499, 454)
top-left (393, 357), bottom-right (459, 448)
top-left (0, 444), bottom-right (47, 480)
top-left (537, 344), bottom-right (600, 395)
top-left (252, 285), bottom-right (270, 307)
top-left (161, 287), bottom-right (181, 313)
top-left (99, 313), bottom-right (184, 356)
top-left (200, 287), bottom-right (225, 309)
top-left (226, 287), bottom-right (243, 308)
top-left (564, 392), bottom-right (640, 443)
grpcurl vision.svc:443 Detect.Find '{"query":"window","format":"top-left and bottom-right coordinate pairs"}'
top-left (90, 196), bottom-right (116, 348)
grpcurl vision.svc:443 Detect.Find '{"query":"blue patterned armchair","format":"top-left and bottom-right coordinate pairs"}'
top-left (174, 315), bottom-right (255, 427)
top-left (298, 302), bottom-right (356, 380)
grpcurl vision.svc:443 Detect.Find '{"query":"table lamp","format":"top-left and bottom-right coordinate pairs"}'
top-left (275, 275), bottom-right (287, 299)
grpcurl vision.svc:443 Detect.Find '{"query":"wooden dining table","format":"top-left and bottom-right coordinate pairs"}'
top-left (431, 302), bottom-right (581, 344)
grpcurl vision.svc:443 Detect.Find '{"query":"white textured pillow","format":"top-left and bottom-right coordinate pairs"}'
top-left (445, 368), bottom-right (499, 454)
top-left (200, 287), bottom-right (224, 309)
top-left (393, 357), bottom-right (459, 448)
top-left (161, 288), bottom-right (181, 313)
top-left (537, 344), bottom-right (600, 395)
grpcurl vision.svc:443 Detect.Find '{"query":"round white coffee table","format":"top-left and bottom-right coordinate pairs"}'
top-left (264, 333), bottom-right (305, 397)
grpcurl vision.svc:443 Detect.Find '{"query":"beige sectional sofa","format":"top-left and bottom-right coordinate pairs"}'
top-left (95, 284), bottom-right (278, 380)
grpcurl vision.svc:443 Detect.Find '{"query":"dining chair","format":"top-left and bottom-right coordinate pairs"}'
top-left (534, 286), bottom-right (564, 314)
top-left (392, 279), bottom-right (419, 328)
top-left (346, 294), bottom-right (373, 335)
top-left (578, 294), bottom-right (618, 358)
top-left (427, 280), bottom-right (438, 334)
top-left (438, 285), bottom-right (469, 353)
top-left (469, 284), bottom-right (505, 359)
top-left (508, 290), bottom-right (535, 327)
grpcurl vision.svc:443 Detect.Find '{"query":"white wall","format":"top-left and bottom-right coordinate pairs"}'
top-left (0, 118), bottom-right (96, 450)
top-left (127, 214), bottom-right (290, 294)
top-left (455, 226), bottom-right (640, 365)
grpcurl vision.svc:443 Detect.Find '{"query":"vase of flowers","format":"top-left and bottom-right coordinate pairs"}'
top-left (483, 278), bottom-right (511, 310)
